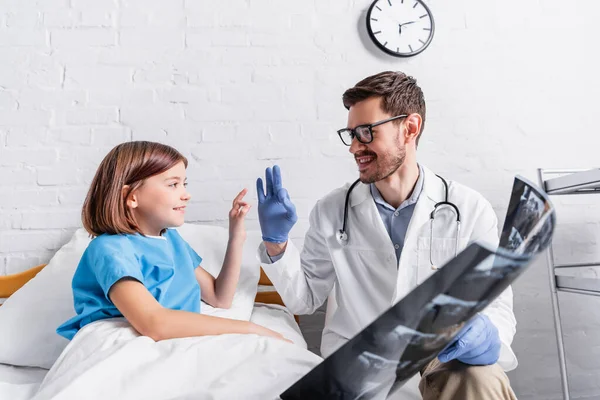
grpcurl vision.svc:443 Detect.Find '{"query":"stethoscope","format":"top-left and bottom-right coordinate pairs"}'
top-left (336, 175), bottom-right (461, 270)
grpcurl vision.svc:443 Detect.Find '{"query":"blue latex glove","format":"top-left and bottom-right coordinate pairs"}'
top-left (256, 165), bottom-right (298, 243)
top-left (438, 314), bottom-right (501, 366)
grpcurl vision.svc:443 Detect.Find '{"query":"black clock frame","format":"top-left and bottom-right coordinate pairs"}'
top-left (366, 0), bottom-right (435, 58)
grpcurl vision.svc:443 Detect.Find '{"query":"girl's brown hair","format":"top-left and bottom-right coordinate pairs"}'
top-left (82, 141), bottom-right (188, 237)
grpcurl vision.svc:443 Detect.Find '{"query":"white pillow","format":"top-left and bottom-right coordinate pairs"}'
top-left (0, 224), bottom-right (261, 369)
top-left (174, 224), bottom-right (261, 321)
top-left (0, 228), bottom-right (89, 369)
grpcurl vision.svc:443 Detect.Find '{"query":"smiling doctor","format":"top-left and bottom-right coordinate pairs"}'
top-left (256, 71), bottom-right (517, 400)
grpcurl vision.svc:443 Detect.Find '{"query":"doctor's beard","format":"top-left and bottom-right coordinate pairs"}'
top-left (356, 145), bottom-right (406, 184)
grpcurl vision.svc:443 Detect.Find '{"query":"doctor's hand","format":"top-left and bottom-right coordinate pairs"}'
top-left (438, 314), bottom-right (501, 366)
top-left (256, 165), bottom-right (298, 243)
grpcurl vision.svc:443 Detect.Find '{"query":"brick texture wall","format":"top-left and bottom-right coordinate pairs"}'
top-left (1, 1), bottom-right (600, 398)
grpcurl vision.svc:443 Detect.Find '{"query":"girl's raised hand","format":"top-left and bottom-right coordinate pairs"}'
top-left (229, 188), bottom-right (251, 241)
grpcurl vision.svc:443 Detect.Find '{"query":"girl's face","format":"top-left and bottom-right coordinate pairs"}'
top-left (125, 161), bottom-right (191, 236)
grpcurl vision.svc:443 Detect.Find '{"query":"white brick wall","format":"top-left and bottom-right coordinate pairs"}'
top-left (1, 0), bottom-right (600, 398)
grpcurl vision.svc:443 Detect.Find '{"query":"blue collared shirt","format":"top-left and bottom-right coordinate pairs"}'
top-left (370, 164), bottom-right (424, 264)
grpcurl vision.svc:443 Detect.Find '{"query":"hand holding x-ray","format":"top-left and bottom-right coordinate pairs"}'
top-left (438, 314), bottom-right (501, 365)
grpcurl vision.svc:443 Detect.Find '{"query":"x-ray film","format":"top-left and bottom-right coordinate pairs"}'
top-left (280, 176), bottom-right (555, 400)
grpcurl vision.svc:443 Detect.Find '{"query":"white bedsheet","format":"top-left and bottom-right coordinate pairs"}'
top-left (0, 364), bottom-right (47, 400)
top-left (0, 304), bottom-right (320, 400)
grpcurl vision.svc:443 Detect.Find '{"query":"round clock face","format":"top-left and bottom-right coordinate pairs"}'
top-left (366, 0), bottom-right (435, 57)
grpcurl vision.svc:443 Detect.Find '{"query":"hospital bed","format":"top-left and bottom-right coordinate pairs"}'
top-left (0, 225), bottom-right (318, 400)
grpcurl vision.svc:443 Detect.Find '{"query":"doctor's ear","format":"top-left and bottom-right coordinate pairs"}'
top-left (403, 114), bottom-right (422, 144)
top-left (122, 185), bottom-right (138, 209)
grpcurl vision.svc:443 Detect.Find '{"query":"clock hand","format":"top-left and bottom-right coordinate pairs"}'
top-left (400, 20), bottom-right (416, 27)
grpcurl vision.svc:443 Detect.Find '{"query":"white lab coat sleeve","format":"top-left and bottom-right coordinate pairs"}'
top-left (257, 200), bottom-right (336, 316)
top-left (471, 198), bottom-right (518, 371)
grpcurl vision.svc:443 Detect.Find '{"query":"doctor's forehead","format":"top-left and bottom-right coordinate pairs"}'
top-left (346, 97), bottom-right (390, 127)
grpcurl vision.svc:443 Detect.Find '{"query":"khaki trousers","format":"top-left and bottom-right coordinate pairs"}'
top-left (418, 358), bottom-right (517, 400)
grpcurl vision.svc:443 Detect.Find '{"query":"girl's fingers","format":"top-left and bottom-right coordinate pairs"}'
top-left (237, 204), bottom-right (251, 216)
top-left (232, 188), bottom-right (248, 206)
top-left (230, 202), bottom-right (249, 213)
top-left (231, 204), bottom-right (251, 218)
top-left (240, 204), bottom-right (251, 215)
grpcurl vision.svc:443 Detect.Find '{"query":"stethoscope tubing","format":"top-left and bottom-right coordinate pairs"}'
top-left (337, 175), bottom-right (461, 258)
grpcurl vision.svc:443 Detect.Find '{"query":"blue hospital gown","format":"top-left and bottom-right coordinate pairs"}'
top-left (57, 229), bottom-right (202, 340)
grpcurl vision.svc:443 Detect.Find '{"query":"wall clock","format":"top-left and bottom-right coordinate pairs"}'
top-left (366, 0), bottom-right (435, 57)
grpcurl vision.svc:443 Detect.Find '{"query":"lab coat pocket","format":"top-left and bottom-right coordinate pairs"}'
top-left (326, 235), bottom-right (398, 305)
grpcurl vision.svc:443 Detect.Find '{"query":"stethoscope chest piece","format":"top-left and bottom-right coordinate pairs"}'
top-left (337, 230), bottom-right (349, 245)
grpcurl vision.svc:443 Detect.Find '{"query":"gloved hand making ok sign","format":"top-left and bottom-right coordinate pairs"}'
top-left (256, 165), bottom-right (298, 243)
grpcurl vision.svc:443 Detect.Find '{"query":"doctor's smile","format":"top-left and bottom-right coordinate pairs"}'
top-left (355, 152), bottom-right (377, 171)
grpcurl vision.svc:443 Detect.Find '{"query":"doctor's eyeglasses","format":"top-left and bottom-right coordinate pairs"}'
top-left (337, 115), bottom-right (408, 146)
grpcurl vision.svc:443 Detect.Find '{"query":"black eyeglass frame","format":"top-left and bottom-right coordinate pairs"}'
top-left (336, 114), bottom-right (408, 146)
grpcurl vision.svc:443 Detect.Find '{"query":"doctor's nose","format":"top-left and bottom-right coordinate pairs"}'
top-left (349, 136), bottom-right (366, 155)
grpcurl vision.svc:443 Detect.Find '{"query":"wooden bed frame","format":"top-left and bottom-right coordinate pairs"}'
top-left (0, 264), bottom-right (298, 323)
top-left (0, 264), bottom-right (46, 300)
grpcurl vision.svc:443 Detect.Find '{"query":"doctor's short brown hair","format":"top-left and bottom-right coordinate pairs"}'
top-left (82, 141), bottom-right (188, 237)
top-left (342, 71), bottom-right (426, 145)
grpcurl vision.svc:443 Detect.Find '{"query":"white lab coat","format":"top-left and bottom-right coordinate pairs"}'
top-left (259, 166), bottom-right (517, 399)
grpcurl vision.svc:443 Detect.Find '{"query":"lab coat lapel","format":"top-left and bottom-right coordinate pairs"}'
top-left (393, 166), bottom-right (444, 303)
top-left (349, 182), bottom-right (394, 253)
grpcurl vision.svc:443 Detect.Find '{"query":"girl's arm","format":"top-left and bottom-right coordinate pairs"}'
top-left (196, 188), bottom-right (250, 309)
top-left (109, 278), bottom-right (287, 342)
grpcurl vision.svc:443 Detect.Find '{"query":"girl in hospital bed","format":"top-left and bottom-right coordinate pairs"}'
top-left (57, 141), bottom-right (287, 343)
